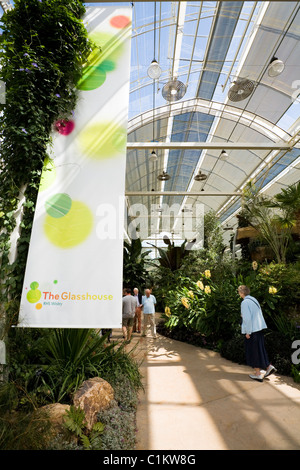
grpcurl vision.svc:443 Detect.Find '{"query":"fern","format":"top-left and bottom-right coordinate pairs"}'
top-left (63, 405), bottom-right (104, 450)
top-left (64, 405), bottom-right (87, 437)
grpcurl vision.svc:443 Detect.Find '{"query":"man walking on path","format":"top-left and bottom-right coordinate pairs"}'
top-left (122, 288), bottom-right (138, 342)
top-left (238, 285), bottom-right (276, 382)
top-left (142, 288), bottom-right (157, 338)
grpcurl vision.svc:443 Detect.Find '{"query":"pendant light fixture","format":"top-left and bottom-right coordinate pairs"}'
top-left (149, 150), bottom-right (158, 162)
top-left (220, 149), bottom-right (228, 160)
top-left (157, 170), bottom-right (170, 181)
top-left (268, 56), bottom-right (285, 77)
top-left (194, 171), bottom-right (207, 181)
top-left (148, 60), bottom-right (161, 80)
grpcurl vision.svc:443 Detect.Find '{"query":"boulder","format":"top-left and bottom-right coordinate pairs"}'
top-left (73, 377), bottom-right (114, 430)
top-left (38, 403), bottom-right (75, 444)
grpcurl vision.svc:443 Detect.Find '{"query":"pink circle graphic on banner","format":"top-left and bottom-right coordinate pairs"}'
top-left (55, 119), bottom-right (75, 135)
top-left (110, 15), bottom-right (131, 29)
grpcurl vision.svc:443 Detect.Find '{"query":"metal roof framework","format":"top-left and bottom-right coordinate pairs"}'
top-left (119, 1), bottom-right (300, 245)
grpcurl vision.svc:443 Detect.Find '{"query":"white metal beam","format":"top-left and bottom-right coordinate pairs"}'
top-left (126, 191), bottom-right (242, 197)
top-left (127, 142), bottom-right (292, 150)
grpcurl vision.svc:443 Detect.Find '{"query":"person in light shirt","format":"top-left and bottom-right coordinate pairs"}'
top-left (142, 288), bottom-right (157, 338)
top-left (122, 288), bottom-right (138, 342)
top-left (238, 285), bottom-right (276, 382)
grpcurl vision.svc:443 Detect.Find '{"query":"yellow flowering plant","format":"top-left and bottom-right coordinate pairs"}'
top-left (181, 297), bottom-right (190, 309)
top-left (269, 286), bottom-right (278, 294)
top-left (196, 280), bottom-right (204, 290)
top-left (204, 285), bottom-right (211, 294)
top-left (164, 306), bottom-right (171, 317)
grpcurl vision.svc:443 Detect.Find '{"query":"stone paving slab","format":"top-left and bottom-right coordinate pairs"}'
top-left (112, 329), bottom-right (300, 451)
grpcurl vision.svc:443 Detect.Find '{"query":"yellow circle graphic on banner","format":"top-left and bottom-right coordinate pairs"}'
top-left (44, 199), bottom-right (93, 248)
top-left (79, 122), bottom-right (127, 159)
top-left (27, 282), bottom-right (42, 303)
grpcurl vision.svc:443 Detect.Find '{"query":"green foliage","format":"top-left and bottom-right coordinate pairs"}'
top-left (241, 182), bottom-right (298, 264)
top-left (123, 238), bottom-right (151, 289)
top-left (291, 365), bottom-right (300, 383)
top-left (272, 181), bottom-right (300, 214)
top-left (149, 236), bottom-right (189, 271)
top-left (98, 400), bottom-right (136, 450)
top-left (4, 327), bottom-right (143, 410)
top-left (0, 409), bottom-right (51, 450)
top-left (163, 270), bottom-right (241, 343)
top-left (43, 328), bottom-right (113, 367)
top-left (63, 405), bottom-right (104, 450)
top-left (1, 326), bottom-right (143, 449)
top-left (202, 210), bottom-right (226, 256)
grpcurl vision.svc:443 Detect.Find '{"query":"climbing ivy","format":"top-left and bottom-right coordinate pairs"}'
top-left (0, 0), bottom-right (93, 329)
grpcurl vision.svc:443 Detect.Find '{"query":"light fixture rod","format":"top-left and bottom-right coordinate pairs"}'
top-left (127, 142), bottom-right (292, 150)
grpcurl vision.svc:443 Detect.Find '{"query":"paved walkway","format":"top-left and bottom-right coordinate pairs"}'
top-left (113, 328), bottom-right (300, 451)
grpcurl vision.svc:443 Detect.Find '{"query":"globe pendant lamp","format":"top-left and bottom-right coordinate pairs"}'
top-left (268, 57), bottom-right (284, 77)
top-left (149, 150), bottom-right (158, 162)
top-left (148, 60), bottom-right (161, 80)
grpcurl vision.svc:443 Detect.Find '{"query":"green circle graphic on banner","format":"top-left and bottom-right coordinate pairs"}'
top-left (76, 31), bottom-right (123, 91)
top-left (45, 193), bottom-right (72, 219)
top-left (77, 65), bottom-right (107, 91)
top-left (27, 282), bottom-right (41, 303)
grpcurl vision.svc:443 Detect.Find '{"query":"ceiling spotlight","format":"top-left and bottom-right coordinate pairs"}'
top-left (220, 150), bottom-right (228, 160)
top-left (149, 150), bottom-right (158, 162)
top-left (194, 171), bottom-right (207, 181)
top-left (147, 59), bottom-right (162, 80)
top-left (162, 79), bottom-right (187, 102)
top-left (157, 171), bottom-right (170, 181)
top-left (268, 57), bottom-right (285, 77)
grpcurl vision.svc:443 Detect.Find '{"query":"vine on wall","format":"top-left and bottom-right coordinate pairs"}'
top-left (0, 0), bottom-right (93, 330)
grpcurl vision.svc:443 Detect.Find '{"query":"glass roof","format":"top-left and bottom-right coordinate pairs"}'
top-left (118, 1), bottom-right (300, 243)
top-left (2, 0), bottom-right (300, 244)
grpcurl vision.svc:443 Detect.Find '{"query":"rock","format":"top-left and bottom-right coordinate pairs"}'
top-left (38, 403), bottom-right (75, 444)
top-left (73, 377), bottom-right (114, 430)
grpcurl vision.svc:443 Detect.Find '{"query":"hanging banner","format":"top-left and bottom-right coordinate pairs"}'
top-left (18, 7), bottom-right (132, 328)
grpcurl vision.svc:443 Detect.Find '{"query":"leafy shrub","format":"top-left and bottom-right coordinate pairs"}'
top-left (163, 271), bottom-right (241, 342)
top-left (63, 405), bottom-right (104, 450)
top-left (98, 401), bottom-right (136, 450)
top-left (219, 334), bottom-right (246, 365)
top-left (4, 328), bottom-right (143, 410)
top-left (0, 409), bottom-right (51, 450)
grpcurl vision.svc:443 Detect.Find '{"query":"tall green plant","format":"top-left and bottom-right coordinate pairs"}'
top-left (148, 236), bottom-right (189, 271)
top-left (123, 238), bottom-right (151, 289)
top-left (242, 182), bottom-right (295, 264)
